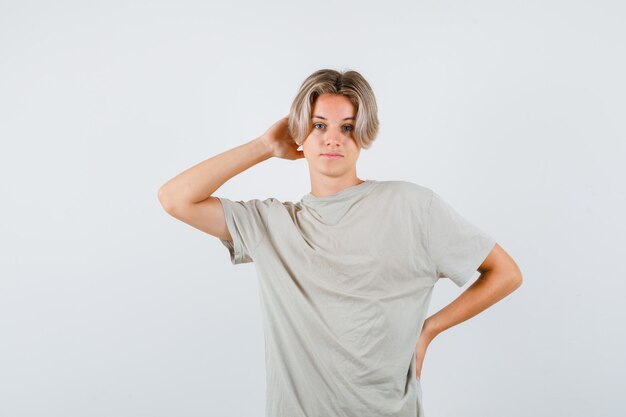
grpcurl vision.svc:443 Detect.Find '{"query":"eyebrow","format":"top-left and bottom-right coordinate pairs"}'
top-left (312, 115), bottom-right (355, 121)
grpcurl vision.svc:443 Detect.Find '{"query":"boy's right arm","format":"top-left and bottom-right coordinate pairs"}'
top-left (157, 136), bottom-right (271, 241)
top-left (157, 116), bottom-right (303, 241)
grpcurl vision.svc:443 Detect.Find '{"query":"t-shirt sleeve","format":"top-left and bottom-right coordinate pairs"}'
top-left (426, 190), bottom-right (497, 287)
top-left (216, 197), bottom-right (271, 265)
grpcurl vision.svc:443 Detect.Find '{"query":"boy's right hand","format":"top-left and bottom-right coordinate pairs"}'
top-left (260, 116), bottom-right (305, 160)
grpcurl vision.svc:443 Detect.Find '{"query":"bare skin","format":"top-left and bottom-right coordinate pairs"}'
top-left (415, 244), bottom-right (522, 379)
top-left (156, 116), bottom-right (302, 241)
top-left (300, 94), bottom-right (364, 197)
top-left (158, 94), bottom-right (522, 382)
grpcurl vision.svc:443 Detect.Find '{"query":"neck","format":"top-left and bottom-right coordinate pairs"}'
top-left (309, 175), bottom-right (365, 198)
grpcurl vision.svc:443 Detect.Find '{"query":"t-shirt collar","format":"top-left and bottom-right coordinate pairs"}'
top-left (300, 179), bottom-right (375, 207)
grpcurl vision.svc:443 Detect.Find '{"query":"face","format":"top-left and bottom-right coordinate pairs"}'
top-left (302, 93), bottom-right (361, 180)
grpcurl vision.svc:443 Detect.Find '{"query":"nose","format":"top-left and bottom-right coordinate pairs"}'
top-left (324, 126), bottom-right (344, 147)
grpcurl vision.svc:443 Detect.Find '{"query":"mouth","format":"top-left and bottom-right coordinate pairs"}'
top-left (321, 153), bottom-right (343, 159)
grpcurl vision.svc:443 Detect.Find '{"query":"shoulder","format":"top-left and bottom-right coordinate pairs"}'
top-left (373, 180), bottom-right (434, 203)
top-left (232, 196), bottom-right (302, 213)
top-left (219, 196), bottom-right (284, 216)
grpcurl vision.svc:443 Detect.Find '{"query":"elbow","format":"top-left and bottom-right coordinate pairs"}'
top-left (491, 264), bottom-right (523, 293)
top-left (509, 264), bottom-right (523, 291)
top-left (514, 261), bottom-right (523, 284)
top-left (501, 256), bottom-right (523, 291)
top-left (157, 186), bottom-right (177, 214)
top-left (513, 272), bottom-right (523, 290)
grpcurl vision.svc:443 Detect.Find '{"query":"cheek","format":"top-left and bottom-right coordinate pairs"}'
top-left (302, 144), bottom-right (315, 160)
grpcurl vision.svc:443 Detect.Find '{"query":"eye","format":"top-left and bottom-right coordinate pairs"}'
top-left (313, 123), bottom-right (324, 129)
top-left (343, 125), bottom-right (354, 132)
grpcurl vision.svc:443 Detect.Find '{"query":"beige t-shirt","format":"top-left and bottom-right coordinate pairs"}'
top-left (217, 179), bottom-right (496, 417)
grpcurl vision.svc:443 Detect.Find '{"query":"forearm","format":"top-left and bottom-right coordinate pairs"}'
top-left (158, 136), bottom-right (272, 208)
top-left (422, 269), bottom-right (522, 341)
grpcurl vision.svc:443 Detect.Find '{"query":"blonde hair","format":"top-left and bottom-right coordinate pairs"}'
top-left (288, 69), bottom-right (379, 149)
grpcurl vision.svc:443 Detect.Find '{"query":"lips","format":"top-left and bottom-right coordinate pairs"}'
top-left (321, 153), bottom-right (343, 157)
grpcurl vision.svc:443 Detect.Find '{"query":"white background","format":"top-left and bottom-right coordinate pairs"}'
top-left (1, 1), bottom-right (624, 416)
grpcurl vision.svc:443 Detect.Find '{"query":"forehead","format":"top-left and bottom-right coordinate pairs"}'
top-left (311, 94), bottom-right (355, 119)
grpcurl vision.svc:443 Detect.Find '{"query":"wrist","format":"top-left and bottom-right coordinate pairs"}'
top-left (253, 135), bottom-right (274, 160)
top-left (422, 317), bottom-right (442, 341)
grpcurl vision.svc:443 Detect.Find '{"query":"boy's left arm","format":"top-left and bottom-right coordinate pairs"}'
top-left (415, 243), bottom-right (522, 378)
